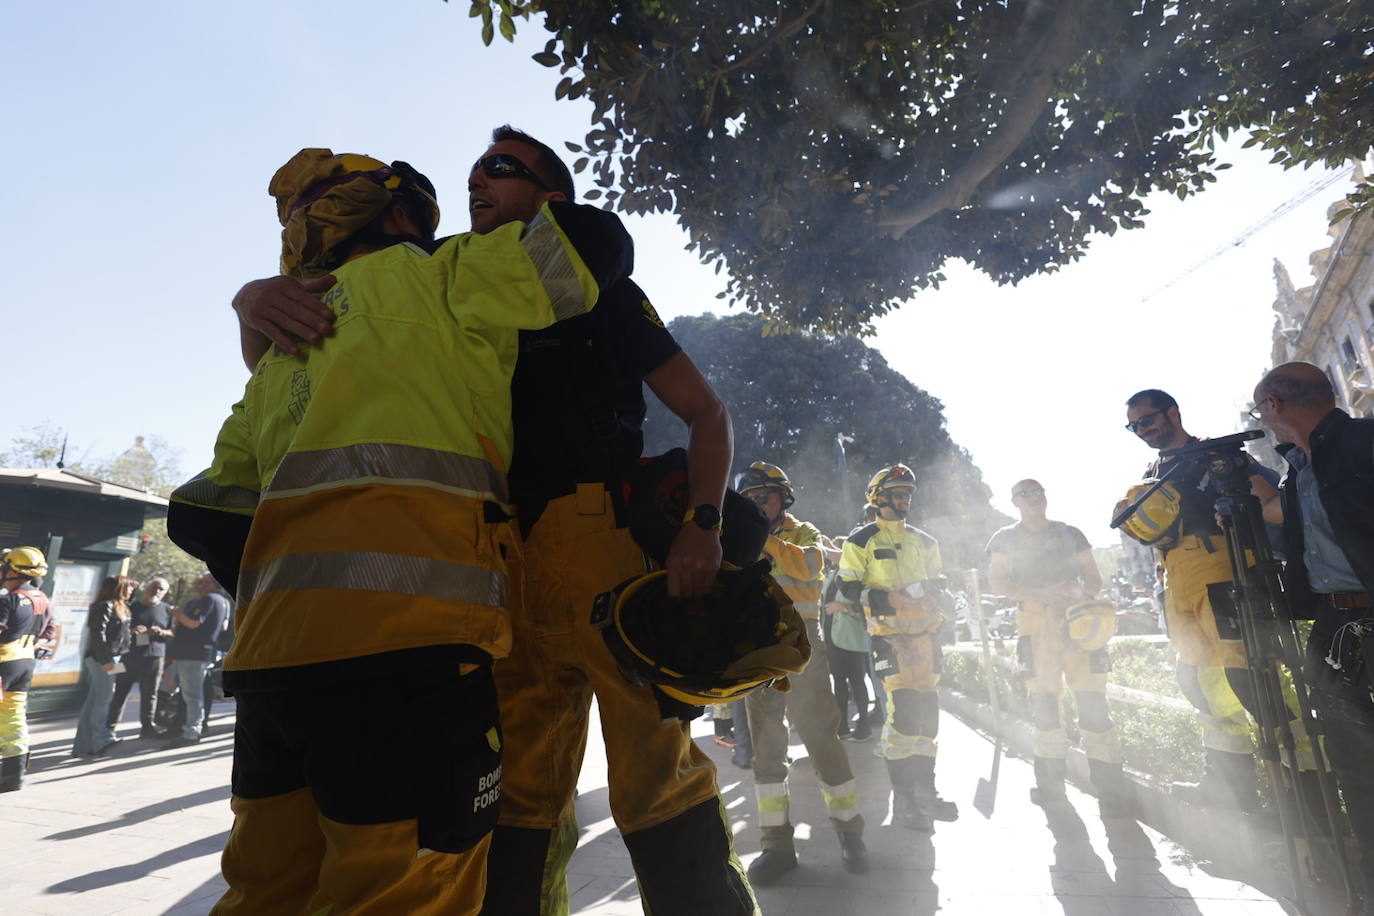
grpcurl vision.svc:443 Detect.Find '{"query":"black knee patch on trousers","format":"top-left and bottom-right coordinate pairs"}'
top-left (622, 797), bottom-right (753, 916)
top-left (1030, 692), bottom-right (1061, 732)
top-left (891, 689), bottom-right (939, 739)
top-left (481, 825), bottom-right (552, 915)
top-left (1075, 691), bottom-right (1112, 733)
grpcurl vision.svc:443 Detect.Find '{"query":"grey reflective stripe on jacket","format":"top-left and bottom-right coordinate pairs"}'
top-left (238, 550), bottom-right (508, 609)
top-left (521, 211), bottom-right (588, 321)
top-left (265, 442), bottom-right (508, 504)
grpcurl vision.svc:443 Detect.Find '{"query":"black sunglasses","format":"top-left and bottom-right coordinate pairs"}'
top-left (1124, 409), bottom-right (1168, 433)
top-left (471, 153), bottom-right (553, 192)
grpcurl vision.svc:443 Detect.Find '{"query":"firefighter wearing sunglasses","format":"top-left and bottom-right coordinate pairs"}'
top-left (1117, 389), bottom-right (1319, 814)
top-left (226, 129), bottom-right (754, 916)
top-left (836, 464), bottom-right (958, 832)
top-left (172, 147), bottom-right (632, 915)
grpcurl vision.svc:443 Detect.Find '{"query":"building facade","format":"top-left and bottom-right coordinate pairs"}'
top-left (1270, 167), bottom-right (1374, 418)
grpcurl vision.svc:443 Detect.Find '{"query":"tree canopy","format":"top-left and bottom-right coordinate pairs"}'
top-left (642, 313), bottom-right (1010, 569)
top-left (470, 0), bottom-right (1374, 332)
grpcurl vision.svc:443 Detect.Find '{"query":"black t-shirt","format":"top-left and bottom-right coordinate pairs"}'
top-left (986, 521), bottom-right (1091, 589)
top-left (509, 277), bottom-right (681, 530)
top-left (127, 600), bottom-right (173, 658)
top-left (168, 593), bottom-right (230, 662)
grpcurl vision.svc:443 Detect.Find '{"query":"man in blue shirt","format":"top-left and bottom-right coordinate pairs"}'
top-left (165, 574), bottom-right (230, 747)
top-left (1253, 361), bottom-right (1374, 913)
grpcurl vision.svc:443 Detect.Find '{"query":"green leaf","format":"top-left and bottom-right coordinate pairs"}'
top-left (564, 141), bottom-right (583, 153)
top-left (573, 157), bottom-right (589, 174)
top-left (583, 189), bottom-right (603, 200)
top-left (481, 19), bottom-right (494, 45)
top-left (555, 76), bottom-right (573, 99)
top-left (499, 12), bottom-right (516, 42)
top-left (532, 51), bottom-right (560, 67)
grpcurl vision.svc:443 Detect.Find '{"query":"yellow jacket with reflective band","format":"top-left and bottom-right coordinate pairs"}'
top-left (837, 518), bottom-right (944, 636)
top-left (172, 204), bottom-right (604, 674)
top-left (763, 514), bottom-right (825, 617)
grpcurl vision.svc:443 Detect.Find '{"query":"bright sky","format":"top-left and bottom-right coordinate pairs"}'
top-left (9, 0), bottom-right (1350, 547)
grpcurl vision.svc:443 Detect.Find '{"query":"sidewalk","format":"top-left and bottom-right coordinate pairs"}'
top-left (3, 696), bottom-right (1284, 915)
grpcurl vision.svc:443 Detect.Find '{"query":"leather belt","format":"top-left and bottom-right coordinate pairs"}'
top-left (1322, 592), bottom-right (1371, 610)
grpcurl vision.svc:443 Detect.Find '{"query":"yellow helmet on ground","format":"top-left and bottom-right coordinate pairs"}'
top-left (2, 546), bottom-right (48, 581)
top-left (865, 464), bottom-right (917, 507)
top-left (591, 561), bottom-right (811, 707)
top-left (1118, 481), bottom-right (1181, 549)
top-left (1063, 599), bottom-right (1118, 652)
top-left (735, 461), bottom-right (795, 509)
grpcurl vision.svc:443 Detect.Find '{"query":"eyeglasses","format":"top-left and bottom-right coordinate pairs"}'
top-left (746, 490), bottom-right (777, 505)
top-left (471, 153), bottom-right (553, 192)
top-left (1013, 487), bottom-right (1045, 499)
top-left (1124, 409), bottom-right (1167, 433)
top-left (1247, 395), bottom-right (1281, 420)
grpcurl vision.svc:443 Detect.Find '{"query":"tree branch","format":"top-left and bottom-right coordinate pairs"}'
top-left (702, 0), bottom-right (828, 125)
top-left (878, 0), bottom-right (1094, 239)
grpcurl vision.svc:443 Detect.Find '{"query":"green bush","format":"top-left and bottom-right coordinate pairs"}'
top-left (944, 637), bottom-right (1204, 785)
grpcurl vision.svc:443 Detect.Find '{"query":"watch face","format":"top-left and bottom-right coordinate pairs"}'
top-left (692, 504), bottom-right (722, 529)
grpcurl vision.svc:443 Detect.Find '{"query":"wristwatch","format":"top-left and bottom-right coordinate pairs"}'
top-left (683, 504), bottom-right (723, 532)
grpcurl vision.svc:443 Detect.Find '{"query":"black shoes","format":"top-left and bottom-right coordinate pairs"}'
top-left (838, 831), bottom-right (870, 873)
top-left (746, 848), bottom-right (798, 885)
top-left (892, 792), bottom-right (933, 832)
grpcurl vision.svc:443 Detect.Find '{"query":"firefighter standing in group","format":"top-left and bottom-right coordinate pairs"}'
top-left (169, 149), bottom-right (631, 915)
top-left (736, 462), bottom-right (869, 883)
top-left (988, 480), bottom-right (1131, 814)
top-left (0, 546), bottom-right (48, 793)
top-left (1117, 388), bottom-right (1311, 812)
top-left (837, 465), bottom-right (958, 832)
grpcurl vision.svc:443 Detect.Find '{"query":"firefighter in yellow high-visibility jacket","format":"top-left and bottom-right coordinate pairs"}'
top-left (0, 547), bottom-right (49, 793)
top-left (168, 149), bottom-right (631, 916)
top-left (736, 462), bottom-right (868, 884)
top-left (837, 465), bottom-right (958, 833)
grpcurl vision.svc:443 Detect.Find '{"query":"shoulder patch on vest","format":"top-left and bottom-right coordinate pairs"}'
top-left (849, 523), bottom-right (881, 549)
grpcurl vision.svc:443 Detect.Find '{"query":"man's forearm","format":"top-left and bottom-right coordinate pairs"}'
top-left (685, 397), bottom-right (732, 513)
top-left (240, 321), bottom-right (271, 371)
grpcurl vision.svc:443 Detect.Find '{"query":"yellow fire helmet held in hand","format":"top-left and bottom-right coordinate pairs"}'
top-left (1118, 480), bottom-right (1182, 550)
top-left (1063, 598), bottom-right (1118, 652)
top-left (1, 546), bottom-right (48, 581)
top-left (591, 560), bottom-right (812, 707)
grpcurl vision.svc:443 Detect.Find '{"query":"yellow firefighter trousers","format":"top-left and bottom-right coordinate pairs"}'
top-left (214, 789), bottom-right (489, 916)
top-left (1163, 536), bottom-right (1254, 753)
top-left (490, 487), bottom-right (753, 915)
top-left (1018, 601), bottom-right (1121, 763)
top-left (876, 631), bottom-right (940, 760)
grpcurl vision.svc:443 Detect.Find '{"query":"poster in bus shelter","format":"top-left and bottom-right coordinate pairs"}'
top-left (32, 561), bottom-right (102, 687)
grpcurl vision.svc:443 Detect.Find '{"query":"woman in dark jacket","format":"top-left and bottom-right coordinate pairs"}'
top-left (71, 576), bottom-right (135, 757)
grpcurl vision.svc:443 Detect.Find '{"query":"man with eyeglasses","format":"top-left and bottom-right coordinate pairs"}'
top-left (734, 462), bottom-right (869, 884)
top-left (989, 481), bottom-right (1129, 813)
top-left (231, 128), bottom-right (752, 916)
top-left (1119, 389), bottom-right (1283, 812)
top-left (1251, 362), bottom-right (1374, 910)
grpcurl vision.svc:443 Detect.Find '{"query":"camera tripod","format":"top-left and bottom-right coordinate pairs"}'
top-left (1114, 431), bottom-right (1357, 914)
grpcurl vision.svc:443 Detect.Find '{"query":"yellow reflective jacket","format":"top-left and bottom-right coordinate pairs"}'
top-left (169, 203), bottom-right (629, 678)
top-left (763, 514), bottom-right (825, 617)
top-left (837, 518), bottom-right (944, 636)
